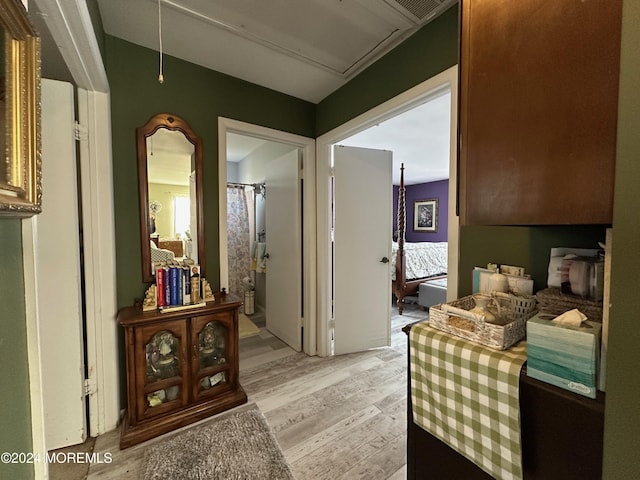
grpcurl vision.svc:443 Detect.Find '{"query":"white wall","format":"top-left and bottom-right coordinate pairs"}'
top-left (227, 161), bottom-right (239, 182)
top-left (238, 141), bottom-right (296, 183)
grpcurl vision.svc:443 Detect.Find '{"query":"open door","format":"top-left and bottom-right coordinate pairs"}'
top-left (37, 79), bottom-right (87, 449)
top-left (265, 150), bottom-right (302, 351)
top-left (333, 145), bottom-right (393, 355)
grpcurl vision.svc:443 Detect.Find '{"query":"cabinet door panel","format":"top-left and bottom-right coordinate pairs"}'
top-left (459, 0), bottom-right (622, 225)
top-left (134, 319), bottom-right (189, 419)
top-left (190, 311), bottom-right (237, 401)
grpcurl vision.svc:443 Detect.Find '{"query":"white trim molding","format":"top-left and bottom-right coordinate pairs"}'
top-left (33, 0), bottom-right (109, 92)
top-left (218, 117), bottom-right (317, 356)
top-left (77, 89), bottom-right (120, 435)
top-left (22, 218), bottom-right (48, 480)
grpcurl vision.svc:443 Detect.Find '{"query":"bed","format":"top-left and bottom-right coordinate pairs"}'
top-left (393, 164), bottom-right (447, 314)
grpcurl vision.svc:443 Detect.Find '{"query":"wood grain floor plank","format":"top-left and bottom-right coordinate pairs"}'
top-left (289, 416), bottom-right (394, 480)
top-left (239, 345), bottom-right (298, 370)
top-left (339, 432), bottom-right (407, 480)
top-left (266, 354), bottom-right (405, 444)
top-left (243, 349), bottom-right (382, 396)
top-left (254, 356), bottom-right (386, 412)
top-left (388, 464), bottom-right (408, 480)
top-left (242, 348), bottom-right (385, 394)
top-left (283, 404), bottom-right (382, 462)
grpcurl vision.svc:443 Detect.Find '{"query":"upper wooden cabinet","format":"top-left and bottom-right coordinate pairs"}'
top-left (458, 0), bottom-right (623, 225)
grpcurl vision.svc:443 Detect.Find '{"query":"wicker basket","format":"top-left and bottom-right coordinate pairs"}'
top-left (535, 288), bottom-right (603, 322)
top-left (428, 292), bottom-right (537, 350)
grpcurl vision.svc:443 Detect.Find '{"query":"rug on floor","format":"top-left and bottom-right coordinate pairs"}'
top-left (143, 407), bottom-right (295, 480)
top-left (239, 313), bottom-right (260, 338)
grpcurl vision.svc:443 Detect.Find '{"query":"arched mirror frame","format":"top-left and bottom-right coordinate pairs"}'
top-left (137, 113), bottom-right (205, 283)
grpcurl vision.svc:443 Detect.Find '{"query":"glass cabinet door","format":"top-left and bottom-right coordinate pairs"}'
top-left (192, 312), bottom-right (233, 398)
top-left (198, 321), bottom-right (227, 370)
top-left (146, 330), bottom-right (180, 382)
top-left (135, 319), bottom-right (188, 418)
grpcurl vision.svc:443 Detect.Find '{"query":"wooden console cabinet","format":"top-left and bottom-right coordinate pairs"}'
top-left (118, 293), bottom-right (247, 448)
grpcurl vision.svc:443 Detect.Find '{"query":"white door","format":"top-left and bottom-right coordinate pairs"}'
top-left (265, 150), bottom-right (302, 351)
top-left (38, 79), bottom-right (87, 449)
top-left (333, 145), bottom-right (392, 355)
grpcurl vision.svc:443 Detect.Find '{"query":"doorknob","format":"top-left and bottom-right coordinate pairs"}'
top-left (264, 253), bottom-right (270, 259)
top-left (380, 256), bottom-right (389, 263)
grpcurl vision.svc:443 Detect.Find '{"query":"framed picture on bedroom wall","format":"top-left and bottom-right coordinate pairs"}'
top-left (414, 199), bottom-right (438, 233)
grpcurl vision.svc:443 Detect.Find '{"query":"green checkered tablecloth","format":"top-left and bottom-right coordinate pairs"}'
top-left (409, 322), bottom-right (527, 480)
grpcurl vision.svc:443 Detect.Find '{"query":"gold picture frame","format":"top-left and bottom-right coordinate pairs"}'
top-left (0, 0), bottom-right (41, 217)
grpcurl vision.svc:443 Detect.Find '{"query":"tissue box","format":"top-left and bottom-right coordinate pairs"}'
top-left (527, 312), bottom-right (601, 398)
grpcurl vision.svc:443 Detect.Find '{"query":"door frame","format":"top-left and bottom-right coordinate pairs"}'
top-left (316, 65), bottom-right (459, 357)
top-left (23, 3), bottom-right (117, 469)
top-left (23, 90), bottom-right (118, 448)
top-left (218, 117), bottom-right (317, 355)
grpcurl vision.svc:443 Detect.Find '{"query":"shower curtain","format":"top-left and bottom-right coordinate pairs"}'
top-left (227, 186), bottom-right (253, 305)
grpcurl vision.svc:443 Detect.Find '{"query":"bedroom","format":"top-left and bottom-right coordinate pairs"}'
top-left (339, 87), bottom-right (452, 315)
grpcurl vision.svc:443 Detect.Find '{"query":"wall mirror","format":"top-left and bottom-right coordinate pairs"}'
top-left (137, 113), bottom-right (205, 283)
top-left (0, 0), bottom-right (41, 216)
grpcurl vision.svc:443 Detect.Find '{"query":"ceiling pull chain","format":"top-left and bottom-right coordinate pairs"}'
top-left (158, 0), bottom-right (164, 83)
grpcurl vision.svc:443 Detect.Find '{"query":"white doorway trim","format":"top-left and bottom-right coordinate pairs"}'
top-left (316, 65), bottom-right (459, 357)
top-left (24, 4), bottom-right (118, 467)
top-left (76, 89), bottom-right (120, 436)
top-left (218, 118), bottom-right (317, 356)
top-left (22, 222), bottom-right (48, 480)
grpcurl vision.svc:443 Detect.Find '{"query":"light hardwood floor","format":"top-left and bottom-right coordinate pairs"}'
top-left (52, 302), bottom-right (427, 480)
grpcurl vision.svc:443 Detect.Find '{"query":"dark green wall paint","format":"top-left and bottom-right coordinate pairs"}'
top-left (0, 220), bottom-right (33, 480)
top-left (105, 35), bottom-right (315, 308)
top-left (602, 0), bottom-right (640, 477)
top-left (316, 5), bottom-right (459, 136)
top-left (457, 226), bottom-right (607, 296)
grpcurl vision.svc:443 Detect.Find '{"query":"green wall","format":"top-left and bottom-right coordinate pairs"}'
top-left (105, 35), bottom-right (315, 308)
top-left (602, 0), bottom-right (640, 476)
top-left (0, 220), bottom-right (33, 480)
top-left (457, 226), bottom-right (607, 295)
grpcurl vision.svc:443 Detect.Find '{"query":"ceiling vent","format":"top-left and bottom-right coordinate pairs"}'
top-left (383, 0), bottom-right (457, 24)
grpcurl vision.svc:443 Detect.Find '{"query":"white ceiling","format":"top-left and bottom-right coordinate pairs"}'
top-left (227, 89), bottom-right (451, 185)
top-left (226, 134), bottom-right (270, 164)
top-left (340, 90), bottom-right (451, 184)
top-left (96, 0), bottom-right (456, 103)
top-left (32, 1), bottom-right (456, 186)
